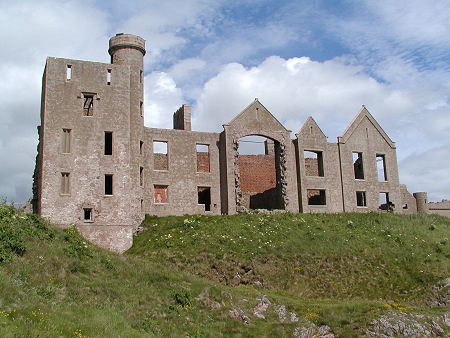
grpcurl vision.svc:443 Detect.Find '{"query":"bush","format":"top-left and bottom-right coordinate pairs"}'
top-left (63, 226), bottom-right (93, 259)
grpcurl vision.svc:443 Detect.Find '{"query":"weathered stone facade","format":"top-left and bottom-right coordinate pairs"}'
top-left (33, 34), bottom-right (429, 252)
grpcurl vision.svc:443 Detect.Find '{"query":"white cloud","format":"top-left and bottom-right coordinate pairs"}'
top-left (399, 145), bottom-right (450, 202)
top-left (191, 55), bottom-right (449, 201)
top-left (144, 72), bottom-right (183, 129)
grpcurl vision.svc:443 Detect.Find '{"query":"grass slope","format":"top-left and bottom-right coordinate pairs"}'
top-left (0, 205), bottom-right (448, 337)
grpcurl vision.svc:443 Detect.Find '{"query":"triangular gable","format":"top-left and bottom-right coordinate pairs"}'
top-left (339, 106), bottom-right (395, 148)
top-left (296, 116), bottom-right (327, 142)
top-left (227, 99), bottom-right (289, 132)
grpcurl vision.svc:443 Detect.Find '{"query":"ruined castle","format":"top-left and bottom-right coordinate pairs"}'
top-left (33, 34), bottom-right (430, 252)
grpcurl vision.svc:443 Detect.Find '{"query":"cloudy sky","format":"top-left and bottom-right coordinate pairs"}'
top-left (0, 0), bottom-right (449, 203)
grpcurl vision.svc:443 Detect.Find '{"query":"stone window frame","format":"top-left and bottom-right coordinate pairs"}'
top-left (104, 131), bottom-right (113, 156)
top-left (196, 143), bottom-right (210, 173)
top-left (356, 191), bottom-right (367, 207)
top-left (60, 172), bottom-right (70, 196)
top-left (154, 184), bottom-right (169, 204)
top-left (303, 149), bottom-right (325, 177)
top-left (83, 206), bottom-right (94, 223)
top-left (81, 92), bottom-right (97, 117)
top-left (376, 153), bottom-right (388, 182)
top-left (153, 140), bottom-right (169, 171)
top-left (62, 128), bottom-right (72, 154)
top-left (104, 174), bottom-right (113, 196)
top-left (352, 151), bottom-right (365, 180)
top-left (197, 186), bottom-right (211, 212)
top-left (306, 189), bottom-right (327, 206)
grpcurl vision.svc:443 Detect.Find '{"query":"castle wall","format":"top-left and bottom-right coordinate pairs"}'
top-left (428, 200), bottom-right (450, 217)
top-left (338, 111), bottom-right (401, 213)
top-left (34, 33), bottom-right (426, 254)
top-left (295, 118), bottom-right (343, 213)
top-left (39, 57), bottom-right (138, 227)
top-left (143, 128), bottom-right (221, 216)
top-left (400, 184), bottom-right (417, 215)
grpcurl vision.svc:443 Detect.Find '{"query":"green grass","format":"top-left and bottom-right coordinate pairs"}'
top-left (129, 212), bottom-right (449, 303)
top-left (0, 205), bottom-right (448, 337)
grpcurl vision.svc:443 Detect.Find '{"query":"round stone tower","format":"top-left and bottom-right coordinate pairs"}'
top-left (109, 33), bottom-right (147, 227)
top-left (413, 192), bottom-right (429, 213)
top-left (108, 33), bottom-right (146, 67)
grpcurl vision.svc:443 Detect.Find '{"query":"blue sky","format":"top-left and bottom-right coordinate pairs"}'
top-left (0, 0), bottom-right (449, 203)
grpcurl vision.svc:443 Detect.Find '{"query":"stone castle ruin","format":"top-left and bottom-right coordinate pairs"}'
top-left (32, 34), bottom-right (435, 252)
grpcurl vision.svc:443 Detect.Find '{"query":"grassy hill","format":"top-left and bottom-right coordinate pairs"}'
top-left (0, 204), bottom-right (448, 337)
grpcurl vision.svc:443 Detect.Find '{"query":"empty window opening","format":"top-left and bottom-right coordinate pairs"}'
top-left (139, 166), bottom-right (144, 186)
top-left (105, 174), bottom-right (113, 195)
top-left (139, 140), bottom-right (144, 155)
top-left (153, 141), bottom-right (168, 170)
top-left (104, 131), bottom-right (113, 155)
top-left (66, 65), bottom-right (72, 80)
top-left (62, 128), bottom-right (71, 153)
top-left (307, 189), bottom-right (326, 205)
top-left (356, 191), bottom-right (367, 207)
top-left (154, 185), bottom-right (168, 203)
top-left (140, 70), bottom-right (143, 84)
top-left (198, 187), bottom-right (211, 211)
top-left (402, 203), bottom-right (408, 209)
top-left (353, 152), bottom-right (364, 179)
top-left (196, 144), bottom-right (210, 172)
top-left (83, 93), bottom-right (94, 116)
top-left (140, 199), bottom-right (144, 211)
top-left (83, 208), bottom-right (92, 222)
top-left (61, 172), bottom-right (70, 195)
top-left (376, 154), bottom-right (387, 181)
top-left (107, 69), bottom-right (111, 85)
top-left (304, 150), bottom-right (324, 177)
top-left (238, 135), bottom-right (266, 155)
top-left (140, 101), bottom-right (143, 117)
top-left (379, 192), bottom-right (394, 211)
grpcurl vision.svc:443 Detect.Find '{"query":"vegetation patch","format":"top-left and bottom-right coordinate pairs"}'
top-left (0, 205), bottom-right (448, 336)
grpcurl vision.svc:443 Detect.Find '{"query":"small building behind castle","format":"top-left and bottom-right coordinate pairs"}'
top-left (32, 34), bottom-right (432, 252)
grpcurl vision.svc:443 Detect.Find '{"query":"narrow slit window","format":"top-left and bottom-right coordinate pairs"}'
top-left (304, 150), bottom-right (324, 177)
top-left (105, 174), bottom-right (113, 196)
top-left (154, 185), bottom-right (168, 203)
top-left (140, 199), bottom-right (144, 211)
top-left (104, 131), bottom-right (113, 155)
top-left (353, 152), bottom-right (364, 179)
top-left (153, 141), bottom-right (168, 170)
top-left (140, 70), bottom-right (143, 84)
top-left (139, 141), bottom-right (144, 155)
top-left (139, 166), bottom-right (144, 186)
top-left (107, 69), bottom-right (111, 85)
top-left (376, 154), bottom-right (387, 181)
top-left (307, 189), bottom-right (326, 205)
top-left (140, 101), bottom-right (143, 117)
top-left (198, 187), bottom-right (211, 211)
top-left (62, 128), bottom-right (71, 153)
top-left (83, 93), bottom-right (94, 116)
top-left (66, 65), bottom-right (72, 80)
top-left (356, 191), bottom-right (367, 207)
top-left (196, 144), bottom-right (210, 172)
top-left (83, 208), bottom-right (92, 222)
top-left (61, 172), bottom-right (70, 195)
